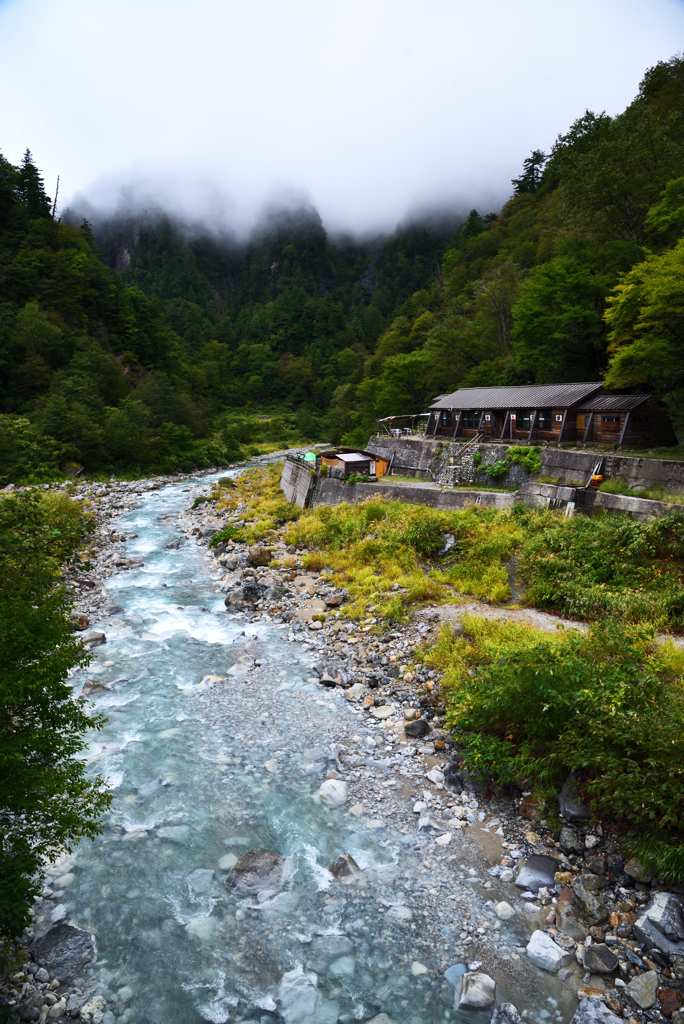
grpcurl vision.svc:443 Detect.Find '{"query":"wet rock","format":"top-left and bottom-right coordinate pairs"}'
top-left (165, 538), bottom-right (180, 549)
top-left (634, 892), bottom-right (684, 955)
top-left (492, 1004), bottom-right (523, 1024)
top-left (660, 990), bottom-right (684, 1018)
top-left (242, 580), bottom-right (267, 604)
top-left (558, 776), bottom-right (591, 820)
top-left (585, 856), bottom-right (606, 875)
top-left (569, 997), bottom-right (623, 1024)
top-left (404, 718), bottom-right (430, 738)
top-left (495, 902), bottom-right (516, 921)
top-left (520, 792), bottom-right (542, 821)
top-left (444, 964), bottom-right (467, 986)
top-left (625, 969), bottom-right (659, 1009)
top-left (319, 779), bottom-right (348, 808)
top-left (227, 848), bottom-right (287, 893)
top-left (573, 877), bottom-right (609, 926)
top-left (277, 966), bottom-right (339, 1024)
top-left (526, 929), bottom-right (573, 973)
top-left (248, 545), bottom-right (272, 567)
top-left (363, 1016), bottom-right (396, 1024)
top-left (32, 923), bottom-right (95, 984)
top-left (560, 826), bottom-right (583, 853)
top-left (624, 857), bottom-right (652, 883)
top-left (608, 911), bottom-right (636, 938)
top-left (515, 854), bottom-right (559, 893)
top-left (580, 872), bottom-right (606, 892)
top-left (557, 903), bottom-right (588, 941)
top-left (328, 853), bottom-right (363, 884)
top-left (457, 972), bottom-right (497, 1010)
top-left (582, 944), bottom-right (618, 974)
top-left (83, 631), bottom-right (106, 647)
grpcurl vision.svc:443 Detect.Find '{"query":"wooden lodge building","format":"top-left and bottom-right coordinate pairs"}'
top-left (426, 383), bottom-right (676, 448)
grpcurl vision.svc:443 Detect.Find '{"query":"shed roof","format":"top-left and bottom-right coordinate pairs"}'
top-left (430, 382), bottom-right (603, 411)
top-left (575, 393), bottom-right (652, 413)
top-left (337, 452), bottom-right (373, 463)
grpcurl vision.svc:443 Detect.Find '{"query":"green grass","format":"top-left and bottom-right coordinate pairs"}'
top-left (598, 477), bottom-right (684, 504)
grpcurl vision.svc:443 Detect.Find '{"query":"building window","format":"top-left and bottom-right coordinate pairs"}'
top-left (538, 409), bottom-right (552, 430)
top-left (515, 410), bottom-right (530, 429)
top-left (462, 411), bottom-right (481, 429)
top-left (632, 416), bottom-right (649, 423)
top-left (602, 416), bottom-right (619, 423)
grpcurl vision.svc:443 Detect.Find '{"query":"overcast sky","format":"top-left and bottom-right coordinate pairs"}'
top-left (1, 0), bottom-right (683, 234)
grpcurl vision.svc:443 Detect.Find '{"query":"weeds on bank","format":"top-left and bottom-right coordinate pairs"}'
top-left (599, 477), bottom-right (684, 504)
top-left (209, 465), bottom-right (302, 548)
top-left (519, 508), bottom-right (684, 629)
top-left (425, 615), bottom-right (684, 881)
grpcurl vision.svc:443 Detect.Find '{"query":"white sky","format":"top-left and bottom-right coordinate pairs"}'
top-left (1, 0), bottom-right (683, 234)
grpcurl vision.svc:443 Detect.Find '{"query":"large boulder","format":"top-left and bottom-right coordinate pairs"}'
top-left (634, 893), bottom-right (684, 956)
top-left (328, 853), bottom-right (363, 884)
top-left (557, 903), bottom-right (588, 941)
top-left (569, 997), bottom-right (624, 1024)
top-left (404, 718), bottom-right (430, 738)
top-left (32, 924), bottom-right (94, 984)
top-left (457, 973), bottom-right (497, 1011)
top-left (625, 970), bottom-right (659, 1009)
top-left (573, 876), bottom-right (609, 926)
top-left (558, 776), bottom-right (591, 820)
top-left (526, 930), bottom-right (573, 973)
top-left (583, 944), bottom-right (618, 974)
top-left (227, 849), bottom-right (287, 893)
top-left (515, 854), bottom-right (559, 892)
top-left (248, 545), bottom-right (272, 567)
top-left (319, 779), bottom-right (348, 808)
top-left (276, 966), bottom-right (339, 1024)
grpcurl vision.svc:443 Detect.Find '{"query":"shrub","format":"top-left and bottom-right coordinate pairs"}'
top-left (426, 615), bottom-right (684, 878)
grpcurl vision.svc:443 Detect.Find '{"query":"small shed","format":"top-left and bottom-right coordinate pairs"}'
top-left (319, 447), bottom-right (389, 478)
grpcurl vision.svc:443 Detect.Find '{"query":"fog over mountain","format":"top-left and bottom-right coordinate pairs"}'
top-left (1, 0), bottom-right (683, 234)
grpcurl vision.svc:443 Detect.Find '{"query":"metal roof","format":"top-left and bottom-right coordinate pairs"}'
top-left (430, 382), bottom-right (604, 411)
top-left (337, 452), bottom-right (373, 463)
top-left (576, 393), bottom-right (652, 413)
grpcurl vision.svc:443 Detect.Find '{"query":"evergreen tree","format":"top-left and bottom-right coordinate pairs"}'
top-left (16, 149), bottom-right (51, 219)
top-left (511, 149), bottom-right (547, 195)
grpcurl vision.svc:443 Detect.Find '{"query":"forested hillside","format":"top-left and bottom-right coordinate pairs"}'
top-left (1, 54), bottom-right (684, 482)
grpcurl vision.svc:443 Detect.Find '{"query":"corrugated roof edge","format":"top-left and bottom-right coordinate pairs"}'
top-left (576, 394), bottom-right (652, 413)
top-left (430, 382), bottom-right (603, 410)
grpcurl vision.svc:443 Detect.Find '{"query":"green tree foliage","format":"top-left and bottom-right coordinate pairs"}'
top-left (0, 492), bottom-right (111, 964)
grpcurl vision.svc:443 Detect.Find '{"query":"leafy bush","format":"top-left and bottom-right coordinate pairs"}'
top-left (481, 460), bottom-right (509, 479)
top-left (427, 615), bottom-right (684, 878)
top-left (507, 445), bottom-right (542, 475)
top-left (208, 524), bottom-right (245, 546)
top-left (191, 494), bottom-right (214, 509)
top-left (0, 492), bottom-right (111, 967)
top-left (519, 508), bottom-right (684, 628)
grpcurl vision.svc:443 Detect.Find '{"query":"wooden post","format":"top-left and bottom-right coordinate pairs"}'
top-left (618, 410), bottom-right (631, 446)
top-left (499, 410), bottom-right (510, 440)
top-left (582, 411), bottom-right (593, 444)
top-left (527, 409), bottom-right (537, 442)
top-left (453, 411), bottom-right (462, 438)
top-left (557, 409), bottom-right (568, 443)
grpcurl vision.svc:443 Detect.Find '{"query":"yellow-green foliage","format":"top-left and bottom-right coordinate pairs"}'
top-left (214, 464), bottom-right (301, 544)
top-left (285, 499), bottom-right (525, 621)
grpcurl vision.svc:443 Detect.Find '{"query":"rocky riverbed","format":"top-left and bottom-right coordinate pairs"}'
top-left (4, 462), bottom-right (684, 1024)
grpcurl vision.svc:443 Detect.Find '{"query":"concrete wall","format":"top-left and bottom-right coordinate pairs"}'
top-left (313, 477), bottom-right (516, 510)
top-left (366, 435), bottom-right (684, 493)
top-left (280, 458), bottom-right (315, 508)
top-left (519, 480), bottom-right (684, 522)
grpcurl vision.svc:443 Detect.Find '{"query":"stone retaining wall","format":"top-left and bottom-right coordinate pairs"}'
top-left (312, 477), bottom-right (516, 510)
top-left (280, 458), bottom-right (315, 508)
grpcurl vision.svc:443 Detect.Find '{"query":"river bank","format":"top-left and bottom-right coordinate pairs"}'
top-left (3, 461), bottom-right (684, 1024)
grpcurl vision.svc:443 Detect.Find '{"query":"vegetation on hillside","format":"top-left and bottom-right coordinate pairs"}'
top-left (0, 492), bottom-right (111, 967)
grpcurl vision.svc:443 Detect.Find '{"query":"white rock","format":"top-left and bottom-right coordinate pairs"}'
top-left (411, 961), bottom-right (428, 976)
top-left (458, 972), bottom-right (497, 1010)
top-left (319, 779), bottom-right (348, 808)
top-left (413, 801), bottom-right (426, 813)
top-left (495, 901), bottom-right (516, 921)
top-left (426, 768), bottom-right (445, 785)
top-left (526, 930), bottom-right (573, 973)
top-left (435, 833), bottom-right (452, 846)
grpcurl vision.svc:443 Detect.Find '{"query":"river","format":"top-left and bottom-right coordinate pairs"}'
top-left (48, 469), bottom-right (575, 1024)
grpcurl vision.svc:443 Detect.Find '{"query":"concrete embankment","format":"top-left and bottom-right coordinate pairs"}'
top-left (313, 477), bottom-right (515, 510)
